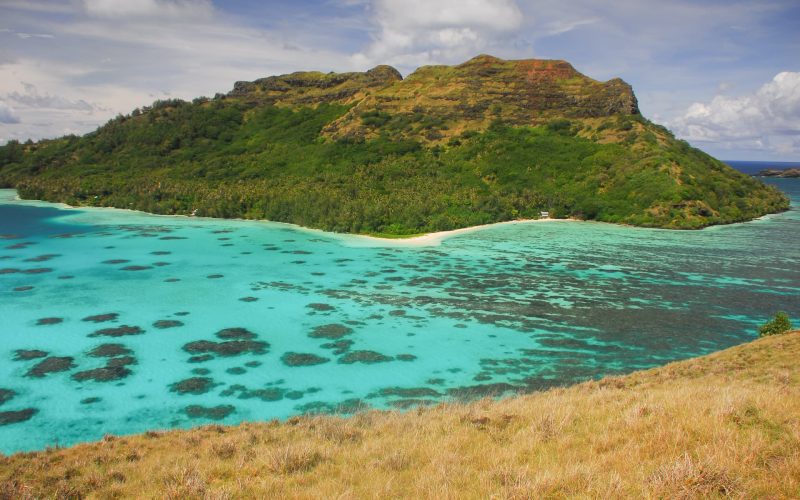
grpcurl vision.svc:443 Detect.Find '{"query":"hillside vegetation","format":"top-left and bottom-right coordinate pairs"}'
top-left (0, 55), bottom-right (789, 235)
top-left (2, 331), bottom-right (798, 498)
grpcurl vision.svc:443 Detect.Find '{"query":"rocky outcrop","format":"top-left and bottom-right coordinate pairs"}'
top-left (757, 168), bottom-right (800, 178)
top-left (227, 65), bottom-right (402, 107)
top-left (319, 55), bottom-right (640, 142)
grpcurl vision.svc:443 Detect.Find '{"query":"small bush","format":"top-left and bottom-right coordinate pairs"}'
top-left (758, 312), bottom-right (792, 337)
top-left (266, 445), bottom-right (323, 474)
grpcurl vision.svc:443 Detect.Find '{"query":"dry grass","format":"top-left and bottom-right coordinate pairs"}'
top-left (2, 332), bottom-right (799, 499)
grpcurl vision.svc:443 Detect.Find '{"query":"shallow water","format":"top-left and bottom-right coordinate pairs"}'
top-left (1, 180), bottom-right (798, 453)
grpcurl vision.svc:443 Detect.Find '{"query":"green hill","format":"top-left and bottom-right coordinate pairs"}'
top-left (0, 55), bottom-right (788, 235)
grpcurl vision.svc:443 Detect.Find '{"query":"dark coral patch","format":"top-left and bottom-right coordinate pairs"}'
top-left (89, 325), bottom-right (144, 337)
top-left (174, 311), bottom-right (190, 316)
top-left (6, 242), bottom-right (36, 250)
top-left (307, 303), bottom-right (335, 312)
top-left (107, 356), bottom-right (137, 368)
top-left (188, 354), bottom-right (214, 363)
top-left (238, 296), bottom-right (259, 302)
top-left (295, 399), bottom-right (366, 415)
top-left (151, 251), bottom-right (171, 255)
top-left (153, 320), bottom-right (183, 329)
top-left (58, 275), bottom-right (74, 280)
top-left (36, 317), bottom-right (63, 326)
top-left (244, 360), bottom-right (262, 368)
top-left (164, 278), bottom-right (181, 282)
top-left (226, 367), bottom-right (246, 375)
top-left (14, 349), bottom-right (48, 361)
top-left (80, 397), bottom-right (101, 405)
top-left (191, 368), bottom-right (211, 375)
top-left (216, 328), bottom-right (257, 340)
top-left (88, 344), bottom-right (132, 358)
top-left (102, 259), bottom-right (130, 264)
top-left (445, 383), bottom-right (519, 400)
top-left (26, 356), bottom-right (76, 377)
top-left (0, 268), bottom-right (19, 274)
top-left (184, 404), bottom-right (235, 420)
top-left (181, 325), bottom-right (259, 359)
top-left (338, 351), bottom-right (393, 365)
top-left (281, 352), bottom-right (330, 367)
top-left (183, 339), bottom-right (268, 357)
top-left (169, 377), bottom-right (217, 395)
top-left (0, 389), bottom-right (16, 406)
top-left (396, 354), bottom-right (417, 362)
top-left (121, 265), bottom-right (152, 271)
top-left (21, 268), bottom-right (53, 274)
top-left (374, 387), bottom-right (440, 398)
top-left (12, 286), bottom-right (34, 292)
top-left (82, 313), bottom-right (119, 323)
top-left (309, 323), bottom-right (353, 340)
top-left (0, 408), bottom-right (38, 426)
top-left (207, 274), bottom-right (224, 279)
top-left (220, 384), bottom-right (284, 401)
top-left (320, 339), bottom-right (354, 355)
top-left (72, 365), bottom-right (132, 382)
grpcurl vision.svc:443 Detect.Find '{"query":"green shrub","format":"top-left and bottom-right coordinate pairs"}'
top-left (758, 312), bottom-right (792, 337)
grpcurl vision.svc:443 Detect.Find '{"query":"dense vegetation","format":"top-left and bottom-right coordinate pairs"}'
top-left (0, 56), bottom-right (789, 235)
top-left (759, 312), bottom-right (793, 337)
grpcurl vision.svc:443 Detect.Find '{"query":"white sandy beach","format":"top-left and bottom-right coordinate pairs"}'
top-left (345, 218), bottom-right (580, 247)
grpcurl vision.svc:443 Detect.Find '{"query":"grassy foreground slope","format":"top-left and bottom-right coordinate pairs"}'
top-left (2, 332), bottom-right (798, 498)
top-left (0, 56), bottom-right (789, 234)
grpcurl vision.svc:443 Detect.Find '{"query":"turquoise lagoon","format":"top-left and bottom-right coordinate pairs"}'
top-left (1, 180), bottom-right (798, 453)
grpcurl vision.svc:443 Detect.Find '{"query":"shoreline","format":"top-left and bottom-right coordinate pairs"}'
top-left (350, 218), bottom-right (579, 246)
top-left (2, 188), bottom-right (581, 246)
top-left (1, 188), bottom-right (790, 247)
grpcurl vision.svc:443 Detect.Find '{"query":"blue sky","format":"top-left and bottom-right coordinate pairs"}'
top-left (0, 0), bottom-right (798, 160)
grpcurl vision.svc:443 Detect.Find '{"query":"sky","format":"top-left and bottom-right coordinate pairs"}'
top-left (0, 0), bottom-right (798, 161)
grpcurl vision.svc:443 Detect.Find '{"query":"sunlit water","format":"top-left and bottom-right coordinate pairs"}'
top-left (1, 180), bottom-right (798, 453)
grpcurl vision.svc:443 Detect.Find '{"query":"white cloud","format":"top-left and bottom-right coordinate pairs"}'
top-left (540, 18), bottom-right (598, 37)
top-left (0, 102), bottom-right (21, 124)
top-left (0, 0), bottom-right (354, 143)
top-left (352, 0), bottom-right (523, 68)
top-left (7, 82), bottom-right (99, 111)
top-left (16, 33), bottom-right (55, 39)
top-left (670, 72), bottom-right (800, 155)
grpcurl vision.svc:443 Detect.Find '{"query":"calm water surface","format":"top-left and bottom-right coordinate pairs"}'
top-left (1, 180), bottom-right (798, 453)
